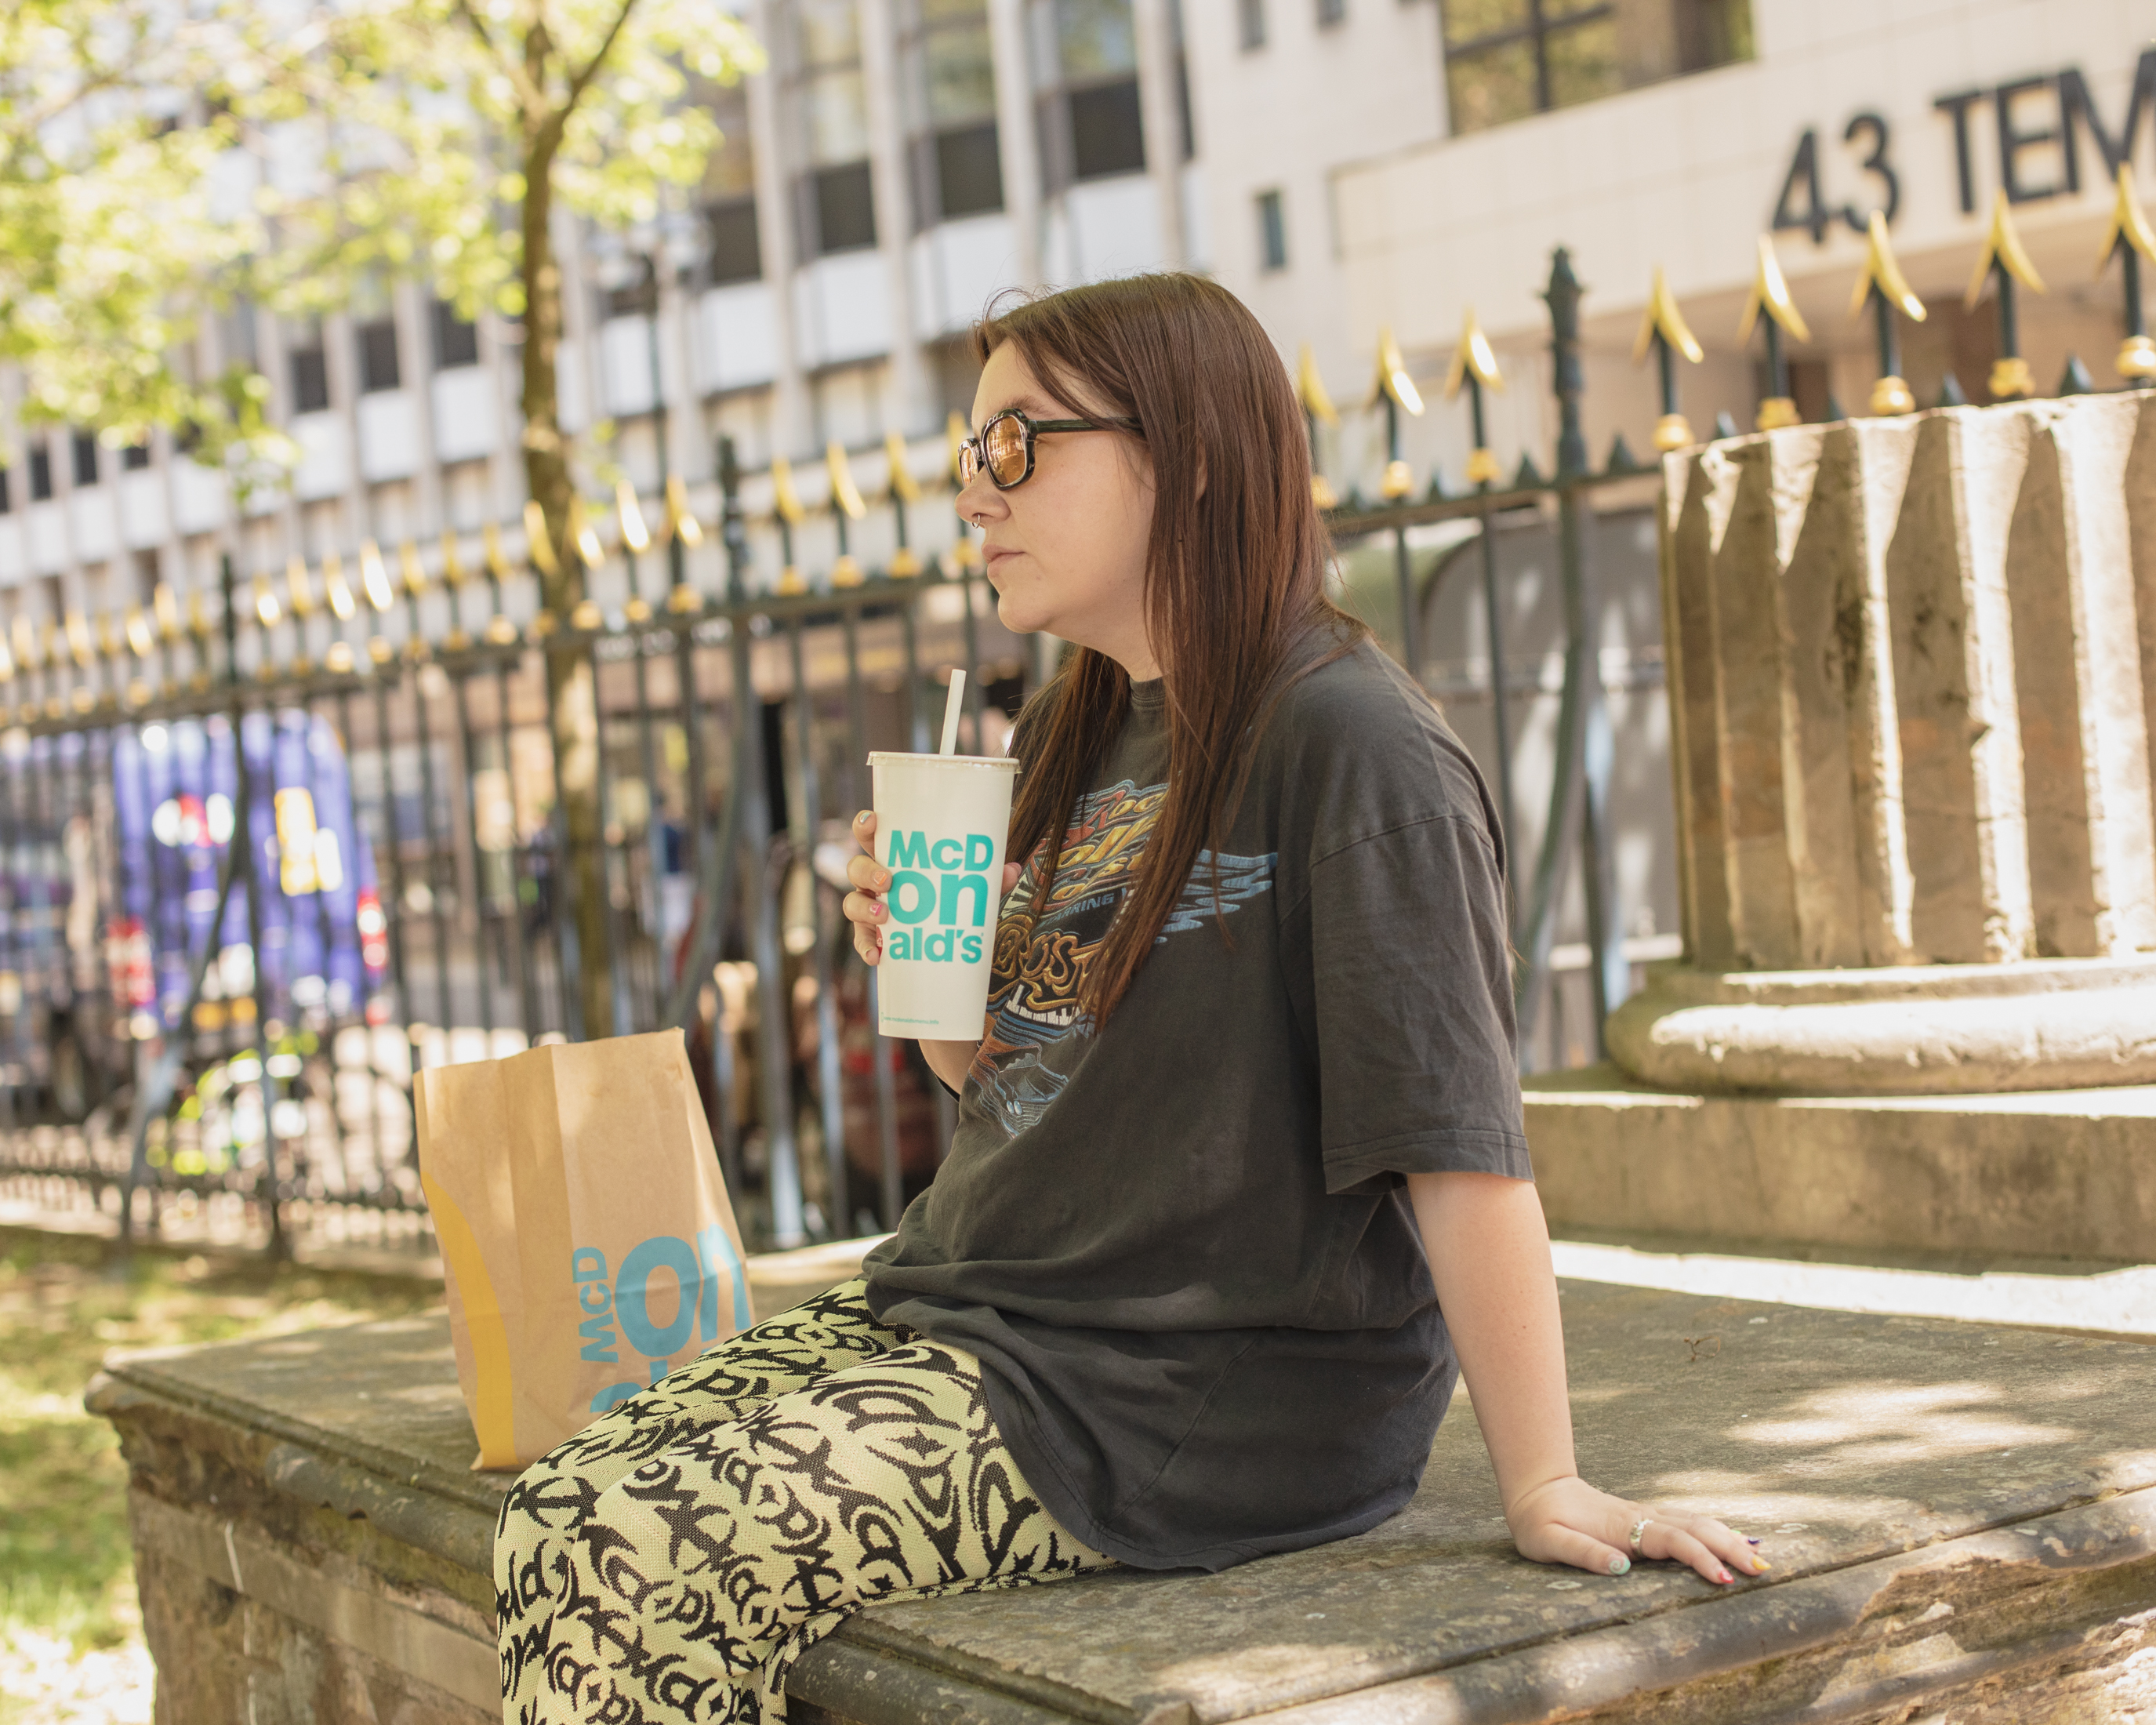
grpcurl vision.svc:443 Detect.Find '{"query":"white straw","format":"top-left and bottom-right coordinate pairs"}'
top-left (938, 669), bottom-right (967, 756)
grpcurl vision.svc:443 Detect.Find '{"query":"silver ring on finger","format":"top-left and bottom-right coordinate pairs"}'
top-left (1628, 1516), bottom-right (1653, 1554)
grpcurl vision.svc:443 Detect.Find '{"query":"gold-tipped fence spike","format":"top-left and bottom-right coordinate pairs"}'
top-left (884, 431), bottom-right (921, 504)
top-left (666, 474), bottom-right (703, 548)
top-left (1441, 308), bottom-right (1504, 400)
top-left (1370, 327), bottom-right (1425, 416)
top-left (359, 539), bottom-right (394, 612)
top-left (1965, 189), bottom-right (2046, 307)
top-left (96, 613), bottom-right (121, 659)
top-left (152, 582), bottom-right (179, 642)
top-left (1737, 235), bottom-right (1812, 344)
top-left (399, 540), bottom-right (427, 597)
top-left (771, 456), bottom-right (807, 525)
top-left (66, 612), bottom-right (94, 668)
top-left (570, 499), bottom-right (604, 569)
top-left (1297, 345), bottom-right (1340, 427)
top-left (484, 520), bottom-right (512, 581)
top-left (826, 441), bottom-right (867, 520)
top-left (323, 552), bottom-right (356, 623)
top-left (13, 615), bottom-right (38, 670)
top-left (1849, 211), bottom-right (1926, 323)
top-left (125, 605), bottom-right (154, 659)
top-left (439, 530), bottom-right (466, 586)
top-left (286, 556), bottom-right (315, 618)
top-left (252, 576), bottom-right (281, 629)
top-left (615, 479), bottom-right (651, 554)
top-left (522, 500), bottom-right (560, 577)
top-left (1632, 267), bottom-right (1704, 366)
top-left (0, 633), bottom-right (12, 682)
top-left (2098, 163), bottom-right (2156, 272)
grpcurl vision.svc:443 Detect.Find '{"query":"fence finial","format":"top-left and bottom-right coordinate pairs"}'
top-left (665, 474), bottom-right (704, 548)
top-left (124, 605), bottom-right (154, 659)
top-left (521, 500), bottom-right (561, 579)
top-left (1965, 190), bottom-right (2045, 399)
top-left (1632, 267), bottom-right (1702, 449)
top-left (1737, 234), bottom-right (1811, 345)
top-left (1739, 236), bottom-right (1808, 430)
top-left (616, 479), bottom-right (651, 554)
top-left (1370, 327), bottom-right (1425, 416)
top-left (2098, 165), bottom-right (2156, 383)
top-left (1442, 308), bottom-right (1504, 400)
top-left (1847, 212), bottom-right (1925, 416)
top-left (285, 556), bottom-right (315, 619)
top-left (1297, 346), bottom-right (1340, 428)
top-left (771, 456), bottom-right (807, 592)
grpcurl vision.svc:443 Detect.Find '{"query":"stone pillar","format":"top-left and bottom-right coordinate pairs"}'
top-left (1613, 393), bottom-right (2156, 1095)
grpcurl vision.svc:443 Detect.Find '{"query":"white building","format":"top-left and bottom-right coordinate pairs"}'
top-left (2, 0), bottom-right (2144, 641)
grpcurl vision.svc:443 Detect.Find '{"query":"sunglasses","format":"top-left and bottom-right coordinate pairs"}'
top-left (956, 408), bottom-right (1138, 490)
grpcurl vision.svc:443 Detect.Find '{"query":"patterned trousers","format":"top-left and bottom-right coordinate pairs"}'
top-left (494, 1277), bottom-right (1115, 1724)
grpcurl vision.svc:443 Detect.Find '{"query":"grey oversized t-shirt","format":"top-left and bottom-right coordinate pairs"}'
top-left (863, 637), bottom-right (1530, 1571)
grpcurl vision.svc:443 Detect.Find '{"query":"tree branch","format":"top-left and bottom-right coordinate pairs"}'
top-left (448, 0), bottom-right (546, 117)
top-left (561, 0), bottom-right (641, 114)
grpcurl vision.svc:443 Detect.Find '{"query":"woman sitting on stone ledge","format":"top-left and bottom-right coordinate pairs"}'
top-left (493, 272), bottom-right (1768, 1725)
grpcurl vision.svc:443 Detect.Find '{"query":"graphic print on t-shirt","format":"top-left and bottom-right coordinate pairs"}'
top-left (967, 777), bottom-right (1276, 1141)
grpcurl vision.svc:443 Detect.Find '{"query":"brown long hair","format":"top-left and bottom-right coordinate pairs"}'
top-left (983, 272), bottom-right (1367, 1029)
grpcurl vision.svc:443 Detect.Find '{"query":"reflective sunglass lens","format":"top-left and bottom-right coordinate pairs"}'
top-left (983, 416), bottom-right (1027, 485)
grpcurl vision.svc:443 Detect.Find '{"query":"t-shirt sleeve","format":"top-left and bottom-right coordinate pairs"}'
top-left (1300, 812), bottom-right (1531, 1193)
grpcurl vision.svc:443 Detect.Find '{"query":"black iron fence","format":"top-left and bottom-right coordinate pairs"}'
top-left (0, 239), bottom-right (1936, 1255)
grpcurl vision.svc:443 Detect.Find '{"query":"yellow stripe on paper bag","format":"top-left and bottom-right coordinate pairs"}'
top-left (420, 1171), bottom-right (520, 1469)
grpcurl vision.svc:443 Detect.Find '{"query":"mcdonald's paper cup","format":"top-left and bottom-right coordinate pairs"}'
top-left (869, 750), bottom-right (1021, 1039)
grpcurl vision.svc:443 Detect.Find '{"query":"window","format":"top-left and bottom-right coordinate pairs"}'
top-left (357, 315), bottom-right (401, 393)
top-left (1316, 0), bottom-right (1345, 24)
top-left (1032, 0), bottom-right (1146, 190)
top-left (699, 78), bottom-right (764, 285)
top-left (29, 441), bottom-right (53, 502)
top-left (122, 441), bottom-right (151, 470)
top-left (72, 431), bottom-right (99, 488)
top-left (0, 467), bottom-right (10, 514)
top-left (902, 0), bottom-right (1005, 227)
top-left (1442, 0), bottom-right (1753, 134)
top-left (289, 321), bottom-right (331, 413)
top-left (793, 2), bottom-right (879, 257)
top-left (1256, 189), bottom-right (1287, 270)
top-left (432, 298), bottom-right (480, 369)
top-left (1239, 0), bottom-right (1266, 48)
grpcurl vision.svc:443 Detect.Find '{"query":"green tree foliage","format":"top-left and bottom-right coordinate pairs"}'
top-left (5, 0), bottom-right (764, 1037)
top-left (0, 1), bottom-right (287, 479)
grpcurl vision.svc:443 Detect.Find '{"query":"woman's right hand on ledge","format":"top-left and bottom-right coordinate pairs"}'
top-left (1506, 1474), bottom-right (1768, 1585)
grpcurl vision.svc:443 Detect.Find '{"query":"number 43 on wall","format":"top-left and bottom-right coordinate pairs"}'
top-left (1774, 114), bottom-right (1898, 242)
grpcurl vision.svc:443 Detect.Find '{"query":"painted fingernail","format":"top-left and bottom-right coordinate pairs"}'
top-left (855, 811), bottom-right (871, 824)
top-left (1606, 1554), bottom-right (1629, 1576)
top-left (1715, 1569), bottom-right (1732, 1584)
top-left (1747, 1537), bottom-right (1762, 1545)
top-left (1751, 1557), bottom-right (1771, 1571)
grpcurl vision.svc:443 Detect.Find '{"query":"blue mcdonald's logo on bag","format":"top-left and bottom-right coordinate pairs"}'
top-left (573, 1226), bottom-right (753, 1413)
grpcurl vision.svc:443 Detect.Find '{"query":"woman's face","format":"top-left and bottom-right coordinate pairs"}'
top-left (959, 343), bottom-right (1160, 680)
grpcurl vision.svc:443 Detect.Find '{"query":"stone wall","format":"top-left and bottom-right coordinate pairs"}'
top-left (1660, 394), bottom-right (2156, 974)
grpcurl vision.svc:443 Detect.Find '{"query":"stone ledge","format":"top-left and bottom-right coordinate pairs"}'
top-left (92, 1273), bottom-right (2156, 1723)
top-left (1525, 1066), bottom-right (2156, 1263)
top-left (1607, 960), bottom-right (2156, 1097)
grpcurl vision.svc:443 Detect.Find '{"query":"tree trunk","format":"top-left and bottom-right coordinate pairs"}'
top-left (519, 119), bottom-right (615, 1042)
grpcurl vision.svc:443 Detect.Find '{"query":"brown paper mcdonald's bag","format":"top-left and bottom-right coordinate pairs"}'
top-left (414, 1029), bottom-right (752, 1470)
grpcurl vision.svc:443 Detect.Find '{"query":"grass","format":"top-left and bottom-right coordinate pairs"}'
top-left (0, 1226), bottom-right (442, 1724)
